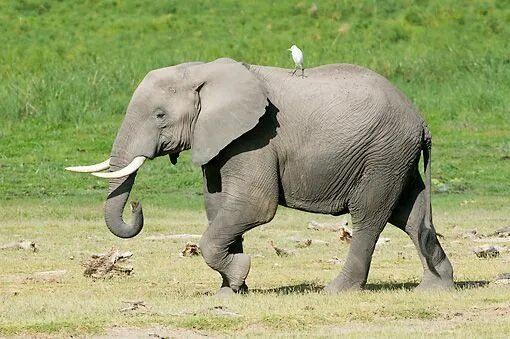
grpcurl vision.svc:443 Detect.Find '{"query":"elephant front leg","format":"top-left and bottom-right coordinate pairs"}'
top-left (199, 219), bottom-right (255, 295)
top-left (219, 236), bottom-right (249, 294)
top-left (200, 148), bottom-right (279, 295)
top-left (199, 199), bottom-right (277, 295)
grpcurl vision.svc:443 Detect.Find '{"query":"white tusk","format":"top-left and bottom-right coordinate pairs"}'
top-left (65, 159), bottom-right (111, 173)
top-left (91, 156), bottom-right (146, 178)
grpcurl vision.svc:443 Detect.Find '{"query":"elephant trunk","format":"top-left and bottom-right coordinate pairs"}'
top-left (104, 171), bottom-right (144, 238)
top-left (103, 113), bottom-right (149, 238)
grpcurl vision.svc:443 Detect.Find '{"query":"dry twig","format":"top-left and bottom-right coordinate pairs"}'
top-left (339, 227), bottom-right (352, 243)
top-left (269, 240), bottom-right (294, 257)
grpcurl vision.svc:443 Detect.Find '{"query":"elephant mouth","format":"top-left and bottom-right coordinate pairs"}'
top-left (157, 137), bottom-right (183, 164)
top-left (169, 152), bottom-right (180, 165)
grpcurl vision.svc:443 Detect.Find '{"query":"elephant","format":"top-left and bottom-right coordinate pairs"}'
top-left (67, 58), bottom-right (454, 294)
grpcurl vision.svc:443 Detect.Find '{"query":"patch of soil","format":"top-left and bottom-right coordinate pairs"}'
top-left (442, 304), bottom-right (510, 321)
top-left (146, 234), bottom-right (201, 241)
top-left (0, 270), bottom-right (67, 284)
top-left (95, 326), bottom-right (208, 338)
top-left (323, 305), bottom-right (510, 335)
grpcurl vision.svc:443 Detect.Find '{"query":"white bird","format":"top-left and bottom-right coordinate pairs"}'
top-left (288, 45), bottom-right (304, 78)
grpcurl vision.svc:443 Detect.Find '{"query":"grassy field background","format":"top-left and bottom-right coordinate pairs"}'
top-left (0, 0), bottom-right (509, 336)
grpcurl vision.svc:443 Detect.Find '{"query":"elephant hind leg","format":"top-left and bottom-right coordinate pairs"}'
top-left (324, 173), bottom-right (402, 293)
top-left (324, 217), bottom-right (387, 292)
top-left (389, 172), bottom-right (454, 290)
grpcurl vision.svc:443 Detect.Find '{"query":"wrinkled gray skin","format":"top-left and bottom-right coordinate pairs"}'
top-left (103, 58), bottom-right (453, 294)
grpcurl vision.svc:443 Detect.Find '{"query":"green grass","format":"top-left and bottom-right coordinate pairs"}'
top-left (0, 0), bottom-right (509, 336)
top-left (1, 0), bottom-right (509, 200)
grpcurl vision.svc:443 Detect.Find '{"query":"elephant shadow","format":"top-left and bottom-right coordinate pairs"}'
top-left (365, 280), bottom-right (490, 291)
top-left (250, 282), bottom-right (324, 295)
top-left (249, 280), bottom-right (491, 295)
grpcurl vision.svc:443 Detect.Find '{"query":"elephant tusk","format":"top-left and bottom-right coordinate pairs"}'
top-left (65, 158), bottom-right (111, 173)
top-left (91, 156), bottom-right (146, 178)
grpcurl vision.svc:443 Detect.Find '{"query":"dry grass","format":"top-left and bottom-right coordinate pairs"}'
top-left (0, 195), bottom-right (509, 337)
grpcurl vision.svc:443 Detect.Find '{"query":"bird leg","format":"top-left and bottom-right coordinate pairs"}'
top-left (290, 66), bottom-right (298, 76)
top-left (301, 67), bottom-right (305, 79)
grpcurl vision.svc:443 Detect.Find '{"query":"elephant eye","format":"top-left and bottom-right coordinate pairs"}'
top-left (155, 110), bottom-right (165, 119)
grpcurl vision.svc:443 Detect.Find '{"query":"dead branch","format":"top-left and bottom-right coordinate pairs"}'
top-left (269, 240), bottom-right (295, 257)
top-left (83, 248), bottom-right (134, 278)
top-left (0, 240), bottom-right (38, 252)
top-left (180, 242), bottom-right (201, 257)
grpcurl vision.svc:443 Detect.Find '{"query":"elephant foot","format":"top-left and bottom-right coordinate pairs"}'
top-left (416, 258), bottom-right (454, 291)
top-left (216, 286), bottom-right (235, 297)
top-left (416, 279), bottom-right (454, 291)
top-left (222, 253), bottom-right (251, 292)
top-left (323, 276), bottom-right (364, 294)
top-left (216, 283), bottom-right (249, 297)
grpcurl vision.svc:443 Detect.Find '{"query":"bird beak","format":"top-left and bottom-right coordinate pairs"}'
top-left (287, 48), bottom-right (291, 51)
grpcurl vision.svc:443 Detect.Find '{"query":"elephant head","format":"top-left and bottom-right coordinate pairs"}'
top-left (66, 58), bottom-right (268, 238)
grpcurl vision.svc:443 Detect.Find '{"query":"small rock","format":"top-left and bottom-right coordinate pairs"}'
top-left (473, 245), bottom-right (500, 258)
top-left (326, 257), bottom-right (343, 265)
top-left (492, 226), bottom-right (510, 238)
top-left (492, 273), bottom-right (510, 285)
top-left (462, 229), bottom-right (479, 239)
top-left (0, 240), bottom-right (38, 252)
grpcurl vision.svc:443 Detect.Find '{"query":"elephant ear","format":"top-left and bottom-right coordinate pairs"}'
top-left (190, 58), bottom-right (268, 166)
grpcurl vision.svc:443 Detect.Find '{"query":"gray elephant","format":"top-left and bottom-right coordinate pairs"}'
top-left (67, 58), bottom-right (454, 294)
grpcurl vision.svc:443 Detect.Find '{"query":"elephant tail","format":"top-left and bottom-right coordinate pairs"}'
top-left (422, 123), bottom-right (433, 231)
top-left (419, 123), bottom-right (438, 271)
